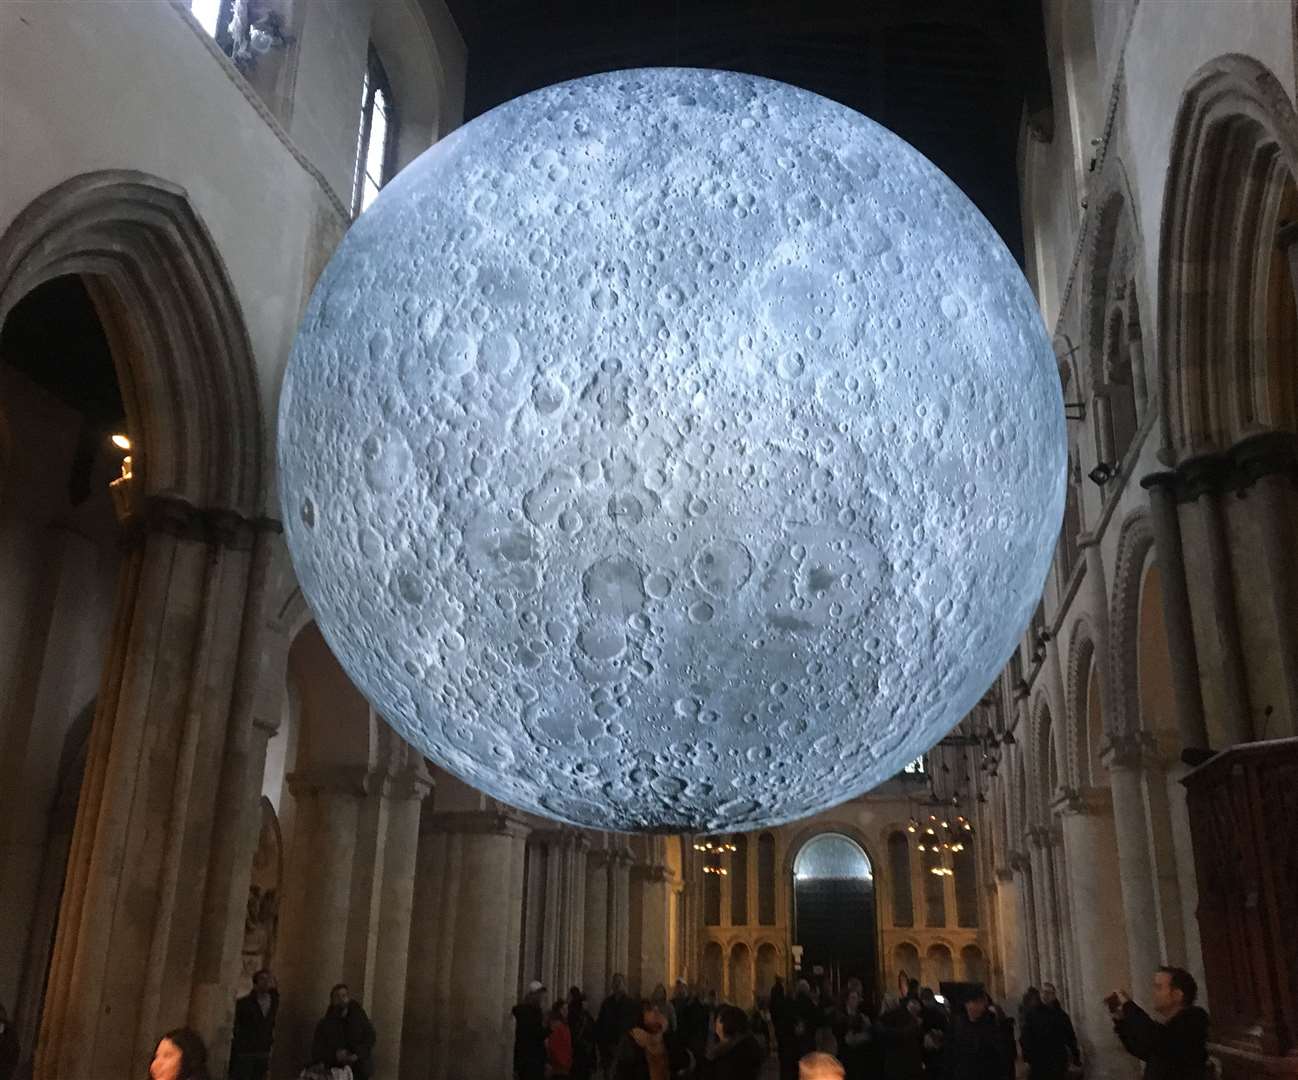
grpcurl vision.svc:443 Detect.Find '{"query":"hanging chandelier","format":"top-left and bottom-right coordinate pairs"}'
top-left (694, 836), bottom-right (737, 876)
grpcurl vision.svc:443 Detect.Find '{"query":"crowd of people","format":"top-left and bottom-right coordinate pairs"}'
top-left (511, 965), bottom-right (1212, 1080)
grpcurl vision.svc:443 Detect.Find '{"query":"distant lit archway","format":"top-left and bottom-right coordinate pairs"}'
top-left (791, 832), bottom-right (877, 1006)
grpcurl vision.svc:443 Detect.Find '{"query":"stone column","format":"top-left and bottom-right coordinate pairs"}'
top-left (1141, 475), bottom-right (1210, 750)
top-left (1027, 830), bottom-right (1057, 983)
top-left (1056, 789), bottom-right (1131, 1080)
top-left (584, 850), bottom-right (612, 1002)
top-left (1011, 851), bottom-right (1038, 984)
top-left (271, 766), bottom-right (367, 1080)
top-left (1102, 734), bottom-right (1163, 986)
top-left (632, 863), bottom-right (672, 995)
top-left (367, 766), bottom-right (432, 1080)
top-left (400, 810), bottom-right (528, 1080)
top-left (538, 830), bottom-right (589, 995)
top-left (993, 868), bottom-right (1029, 1002)
top-left (607, 848), bottom-right (633, 985)
top-left (36, 503), bottom-right (278, 1080)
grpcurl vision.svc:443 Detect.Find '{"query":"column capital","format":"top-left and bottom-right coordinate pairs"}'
top-left (1052, 785), bottom-right (1110, 817)
top-left (422, 809), bottom-right (530, 838)
top-left (384, 766), bottom-right (434, 801)
top-left (632, 863), bottom-right (672, 884)
top-left (531, 827), bottom-right (591, 852)
top-left (994, 866), bottom-right (1015, 884)
top-left (1140, 431), bottom-right (1298, 501)
top-left (286, 765), bottom-right (372, 798)
top-left (1101, 730), bottom-right (1157, 770)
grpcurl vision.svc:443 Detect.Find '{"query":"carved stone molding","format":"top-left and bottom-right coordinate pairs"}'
top-left (286, 765), bottom-right (373, 799)
top-left (531, 828), bottom-right (591, 852)
top-left (122, 492), bottom-right (282, 550)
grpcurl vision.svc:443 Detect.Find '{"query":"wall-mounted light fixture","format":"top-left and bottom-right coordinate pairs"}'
top-left (1088, 462), bottom-right (1117, 487)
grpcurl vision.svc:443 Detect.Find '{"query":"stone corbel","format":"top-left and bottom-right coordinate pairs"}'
top-left (1051, 784), bottom-right (1108, 817)
top-left (631, 863), bottom-right (672, 884)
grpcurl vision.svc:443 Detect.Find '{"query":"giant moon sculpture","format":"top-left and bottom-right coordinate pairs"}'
top-left (279, 68), bottom-right (1065, 831)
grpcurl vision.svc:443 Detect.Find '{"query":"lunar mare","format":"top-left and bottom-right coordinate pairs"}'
top-left (279, 68), bottom-right (1065, 832)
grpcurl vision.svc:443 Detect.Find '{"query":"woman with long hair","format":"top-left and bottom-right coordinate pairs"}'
top-left (148, 1027), bottom-right (210, 1080)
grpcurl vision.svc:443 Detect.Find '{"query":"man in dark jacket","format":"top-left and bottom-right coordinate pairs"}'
top-left (229, 968), bottom-right (278, 1080)
top-left (705, 1005), bottom-right (765, 1080)
top-left (598, 974), bottom-right (641, 1077)
top-left (1111, 966), bottom-right (1209, 1080)
top-left (310, 984), bottom-right (376, 1080)
top-left (513, 980), bottom-right (548, 1080)
top-left (1020, 983), bottom-right (1079, 1080)
top-left (945, 991), bottom-right (1009, 1080)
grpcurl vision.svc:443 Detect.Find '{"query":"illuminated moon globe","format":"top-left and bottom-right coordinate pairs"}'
top-left (279, 68), bottom-right (1064, 832)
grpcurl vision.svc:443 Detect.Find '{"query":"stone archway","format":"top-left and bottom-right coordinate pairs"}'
top-left (0, 170), bottom-right (272, 1080)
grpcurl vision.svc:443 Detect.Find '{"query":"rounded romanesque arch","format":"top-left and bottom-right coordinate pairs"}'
top-left (1107, 511), bottom-right (1156, 738)
top-left (1064, 618), bottom-right (1097, 789)
top-left (0, 170), bottom-right (265, 517)
top-left (1159, 54), bottom-right (1298, 456)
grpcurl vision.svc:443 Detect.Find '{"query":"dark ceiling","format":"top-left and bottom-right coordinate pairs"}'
top-left (443, 0), bottom-right (1051, 263)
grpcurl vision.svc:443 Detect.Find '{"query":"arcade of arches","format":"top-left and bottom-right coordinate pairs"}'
top-left (2, 3), bottom-right (1297, 1080)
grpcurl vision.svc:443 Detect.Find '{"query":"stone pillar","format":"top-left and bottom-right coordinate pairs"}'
top-left (538, 830), bottom-right (589, 996)
top-left (1056, 789), bottom-right (1131, 1080)
top-left (1027, 831), bottom-right (1057, 983)
top-left (1011, 851), bottom-right (1039, 985)
top-left (1103, 734), bottom-right (1163, 986)
top-left (994, 867), bottom-right (1029, 1000)
top-left (607, 848), bottom-right (633, 986)
top-left (36, 505), bottom-right (278, 1080)
top-left (367, 766), bottom-right (432, 1080)
top-left (632, 864), bottom-right (673, 995)
top-left (271, 767), bottom-right (367, 1080)
top-left (400, 810), bottom-right (528, 1080)
top-left (584, 850), bottom-right (612, 1002)
top-left (1142, 475), bottom-right (1210, 750)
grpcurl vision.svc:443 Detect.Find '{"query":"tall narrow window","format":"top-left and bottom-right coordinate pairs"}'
top-left (704, 867), bottom-right (721, 926)
top-left (730, 834), bottom-right (749, 926)
top-left (888, 831), bottom-right (913, 927)
top-left (922, 846), bottom-right (946, 927)
top-left (352, 46), bottom-right (397, 217)
top-left (757, 832), bottom-right (776, 925)
top-left (191, 0), bottom-right (233, 43)
top-left (954, 845), bottom-right (979, 927)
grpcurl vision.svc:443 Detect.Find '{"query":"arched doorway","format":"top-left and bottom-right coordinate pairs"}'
top-left (729, 942), bottom-right (753, 1008)
top-left (701, 941), bottom-right (724, 995)
top-left (755, 943), bottom-right (780, 999)
top-left (792, 833), bottom-right (877, 1005)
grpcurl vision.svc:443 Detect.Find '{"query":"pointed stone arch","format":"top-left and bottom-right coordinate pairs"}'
top-left (1159, 54), bottom-right (1298, 457)
top-left (0, 170), bottom-right (265, 516)
top-left (1063, 617), bottom-right (1097, 787)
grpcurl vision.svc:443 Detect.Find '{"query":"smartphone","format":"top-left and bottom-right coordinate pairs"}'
top-left (1103, 992), bottom-right (1122, 1012)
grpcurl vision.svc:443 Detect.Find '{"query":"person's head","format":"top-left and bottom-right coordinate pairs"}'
top-left (799, 1051), bottom-right (845, 1080)
top-left (673, 977), bottom-right (689, 998)
top-left (1152, 967), bottom-right (1197, 1017)
top-left (964, 991), bottom-right (989, 1021)
top-left (796, 978), bottom-right (811, 998)
top-left (549, 1002), bottom-right (567, 1027)
top-left (845, 989), bottom-right (860, 1013)
top-left (567, 986), bottom-right (583, 1007)
top-left (879, 994), bottom-right (899, 1018)
top-left (641, 1001), bottom-right (666, 1033)
top-left (525, 980), bottom-right (546, 1005)
top-left (149, 1027), bottom-right (208, 1080)
top-left (919, 987), bottom-right (936, 1006)
top-left (1041, 983), bottom-right (1058, 1006)
top-left (610, 973), bottom-right (625, 995)
top-left (715, 1003), bottom-right (747, 1041)
top-left (651, 983), bottom-right (667, 1003)
top-left (1023, 987), bottom-right (1042, 1010)
top-left (252, 969), bottom-right (273, 995)
top-left (329, 984), bottom-right (350, 1012)
top-left (906, 998), bottom-right (923, 1019)
top-left (907, 978), bottom-right (920, 999)
top-left (846, 977), bottom-right (863, 996)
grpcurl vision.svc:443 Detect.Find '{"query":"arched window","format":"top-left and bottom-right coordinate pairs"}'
top-left (757, 832), bottom-right (776, 925)
top-left (921, 846), bottom-right (946, 927)
top-left (730, 834), bottom-right (749, 926)
top-left (954, 845), bottom-right (979, 927)
top-left (352, 45), bottom-right (398, 216)
top-left (704, 865), bottom-right (721, 927)
top-left (925, 942), bottom-right (954, 986)
top-left (888, 831), bottom-right (913, 927)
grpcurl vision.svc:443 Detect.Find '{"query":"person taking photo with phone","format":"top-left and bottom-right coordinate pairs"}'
top-left (1107, 966), bottom-right (1209, 1080)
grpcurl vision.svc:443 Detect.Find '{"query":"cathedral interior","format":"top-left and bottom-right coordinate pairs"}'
top-left (1, 2), bottom-right (1296, 1079)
